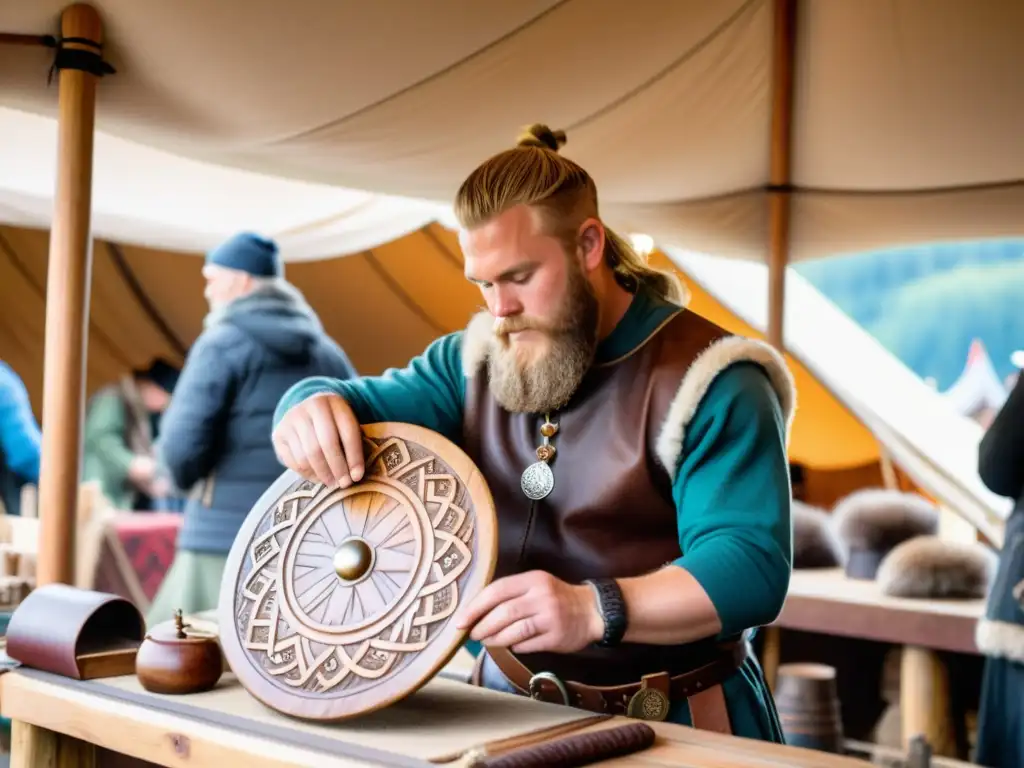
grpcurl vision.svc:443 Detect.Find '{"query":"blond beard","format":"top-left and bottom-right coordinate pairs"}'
top-left (486, 265), bottom-right (599, 414)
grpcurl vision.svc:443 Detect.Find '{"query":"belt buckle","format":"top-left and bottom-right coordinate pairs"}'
top-left (528, 671), bottom-right (570, 706)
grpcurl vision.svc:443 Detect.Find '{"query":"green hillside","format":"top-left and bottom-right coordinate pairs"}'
top-left (869, 261), bottom-right (1024, 387)
top-left (795, 240), bottom-right (1024, 389)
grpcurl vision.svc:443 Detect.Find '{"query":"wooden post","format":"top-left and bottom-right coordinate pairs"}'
top-left (767, 0), bottom-right (797, 350)
top-left (10, 720), bottom-right (96, 768)
top-left (36, 3), bottom-right (104, 586)
top-left (900, 646), bottom-right (957, 758)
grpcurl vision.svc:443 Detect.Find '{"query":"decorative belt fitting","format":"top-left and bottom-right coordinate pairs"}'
top-left (627, 687), bottom-right (670, 721)
top-left (520, 413), bottom-right (558, 501)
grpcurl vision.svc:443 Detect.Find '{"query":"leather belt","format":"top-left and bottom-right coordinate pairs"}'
top-left (483, 641), bottom-right (747, 734)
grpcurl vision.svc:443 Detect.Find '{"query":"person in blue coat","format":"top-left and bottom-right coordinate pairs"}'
top-left (147, 233), bottom-right (358, 625)
top-left (0, 361), bottom-right (42, 517)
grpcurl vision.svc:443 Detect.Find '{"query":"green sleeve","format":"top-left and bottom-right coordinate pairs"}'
top-left (83, 391), bottom-right (134, 481)
top-left (670, 362), bottom-right (792, 637)
top-left (273, 332), bottom-right (467, 445)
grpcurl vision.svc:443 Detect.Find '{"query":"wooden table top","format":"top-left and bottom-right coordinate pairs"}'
top-left (0, 670), bottom-right (873, 768)
top-left (775, 568), bottom-right (985, 654)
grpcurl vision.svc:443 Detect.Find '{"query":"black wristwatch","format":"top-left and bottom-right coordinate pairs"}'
top-left (584, 578), bottom-right (628, 647)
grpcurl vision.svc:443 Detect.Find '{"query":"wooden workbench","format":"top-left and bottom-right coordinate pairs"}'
top-left (0, 667), bottom-right (875, 768)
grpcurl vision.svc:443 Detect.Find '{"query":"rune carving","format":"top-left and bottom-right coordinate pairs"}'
top-left (234, 435), bottom-right (476, 697)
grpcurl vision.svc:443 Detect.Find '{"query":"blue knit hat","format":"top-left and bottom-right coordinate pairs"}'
top-left (205, 232), bottom-right (282, 278)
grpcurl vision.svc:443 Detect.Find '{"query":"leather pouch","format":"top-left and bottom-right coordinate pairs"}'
top-left (6, 583), bottom-right (144, 679)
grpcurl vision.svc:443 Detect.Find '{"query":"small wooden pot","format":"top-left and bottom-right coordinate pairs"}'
top-left (137, 610), bottom-right (223, 695)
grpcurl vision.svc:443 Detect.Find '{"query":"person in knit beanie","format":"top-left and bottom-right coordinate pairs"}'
top-left (148, 232), bottom-right (357, 626)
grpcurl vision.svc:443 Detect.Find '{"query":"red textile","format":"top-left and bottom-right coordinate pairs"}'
top-left (109, 513), bottom-right (181, 602)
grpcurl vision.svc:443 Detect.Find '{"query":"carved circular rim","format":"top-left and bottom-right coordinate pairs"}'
top-left (218, 422), bottom-right (498, 722)
top-left (276, 479), bottom-right (434, 645)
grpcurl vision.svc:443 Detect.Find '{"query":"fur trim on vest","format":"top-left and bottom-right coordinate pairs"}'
top-left (654, 336), bottom-right (796, 474)
top-left (462, 311), bottom-right (493, 378)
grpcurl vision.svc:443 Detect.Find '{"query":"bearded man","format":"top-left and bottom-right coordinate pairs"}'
top-left (272, 125), bottom-right (795, 741)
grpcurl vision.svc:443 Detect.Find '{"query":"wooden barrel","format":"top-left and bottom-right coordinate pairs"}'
top-left (775, 662), bottom-right (845, 753)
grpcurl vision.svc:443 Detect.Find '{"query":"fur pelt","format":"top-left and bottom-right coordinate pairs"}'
top-left (655, 336), bottom-right (796, 474)
top-left (831, 488), bottom-right (939, 552)
top-left (876, 535), bottom-right (998, 599)
top-left (792, 500), bottom-right (845, 569)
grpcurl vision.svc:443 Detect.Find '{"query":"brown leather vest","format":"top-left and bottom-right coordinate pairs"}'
top-left (463, 309), bottom-right (733, 685)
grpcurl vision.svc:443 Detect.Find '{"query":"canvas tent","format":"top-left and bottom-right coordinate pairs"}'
top-left (942, 340), bottom-right (1010, 422)
top-left (1, 0), bottom-right (1020, 579)
top-left (0, 219), bottom-right (876, 476)
top-left (1, 0), bottom-right (1023, 264)
top-left (3, 215), bottom-right (1006, 536)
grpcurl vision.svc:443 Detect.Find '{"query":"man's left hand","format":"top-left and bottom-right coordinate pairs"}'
top-left (455, 570), bottom-right (605, 654)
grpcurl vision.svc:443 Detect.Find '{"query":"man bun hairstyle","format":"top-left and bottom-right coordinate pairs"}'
top-left (515, 123), bottom-right (568, 152)
top-left (454, 123), bottom-right (684, 304)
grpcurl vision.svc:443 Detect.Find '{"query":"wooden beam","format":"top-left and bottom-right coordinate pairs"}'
top-left (36, 3), bottom-right (104, 586)
top-left (767, 0), bottom-right (798, 350)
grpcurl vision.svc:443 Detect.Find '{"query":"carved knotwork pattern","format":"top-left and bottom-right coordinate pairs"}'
top-left (233, 435), bottom-right (477, 698)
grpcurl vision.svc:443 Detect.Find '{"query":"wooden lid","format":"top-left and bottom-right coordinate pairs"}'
top-left (218, 422), bottom-right (498, 721)
top-left (146, 610), bottom-right (220, 645)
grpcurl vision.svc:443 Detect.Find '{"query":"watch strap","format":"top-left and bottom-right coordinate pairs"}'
top-left (585, 577), bottom-right (627, 647)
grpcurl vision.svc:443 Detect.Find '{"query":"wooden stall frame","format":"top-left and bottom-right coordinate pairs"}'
top-left (766, 0), bottom-right (797, 352)
top-left (34, 3), bottom-right (105, 587)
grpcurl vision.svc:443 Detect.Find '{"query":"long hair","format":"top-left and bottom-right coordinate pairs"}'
top-left (453, 124), bottom-right (684, 304)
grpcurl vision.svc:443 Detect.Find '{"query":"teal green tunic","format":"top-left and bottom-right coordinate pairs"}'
top-left (274, 288), bottom-right (791, 743)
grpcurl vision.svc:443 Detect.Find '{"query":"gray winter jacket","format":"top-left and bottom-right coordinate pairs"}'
top-left (157, 281), bottom-right (356, 554)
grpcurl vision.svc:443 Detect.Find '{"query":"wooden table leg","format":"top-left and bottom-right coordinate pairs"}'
top-left (11, 718), bottom-right (96, 768)
top-left (900, 645), bottom-right (957, 757)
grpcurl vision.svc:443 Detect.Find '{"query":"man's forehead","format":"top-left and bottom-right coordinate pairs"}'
top-left (460, 206), bottom-right (560, 280)
top-left (459, 206), bottom-right (540, 250)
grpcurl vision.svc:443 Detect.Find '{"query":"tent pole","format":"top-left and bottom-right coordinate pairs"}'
top-left (36, 3), bottom-right (103, 586)
top-left (767, 0), bottom-right (797, 350)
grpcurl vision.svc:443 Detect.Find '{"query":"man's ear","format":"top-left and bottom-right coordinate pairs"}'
top-left (577, 218), bottom-right (606, 273)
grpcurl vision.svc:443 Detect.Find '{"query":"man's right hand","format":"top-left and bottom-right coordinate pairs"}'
top-left (272, 393), bottom-right (365, 489)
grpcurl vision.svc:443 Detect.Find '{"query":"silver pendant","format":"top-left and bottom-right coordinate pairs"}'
top-left (521, 461), bottom-right (555, 500)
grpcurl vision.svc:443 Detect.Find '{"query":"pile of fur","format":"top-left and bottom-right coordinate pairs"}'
top-left (831, 488), bottom-right (939, 554)
top-left (792, 500), bottom-right (845, 569)
top-left (877, 535), bottom-right (998, 599)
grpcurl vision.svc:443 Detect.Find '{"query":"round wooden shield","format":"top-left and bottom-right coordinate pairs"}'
top-left (218, 422), bottom-right (497, 721)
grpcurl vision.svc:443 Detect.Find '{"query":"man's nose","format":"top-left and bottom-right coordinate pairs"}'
top-left (488, 286), bottom-right (522, 319)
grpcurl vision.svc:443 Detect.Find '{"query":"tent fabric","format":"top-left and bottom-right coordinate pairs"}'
top-left (0, 222), bottom-right (483, 413)
top-left (942, 340), bottom-right (1010, 419)
top-left (0, 109), bottom-right (449, 261)
top-left (2, 1), bottom-right (1024, 261)
top-left (665, 247), bottom-right (1012, 545)
top-left (0, 222), bottom-right (879, 480)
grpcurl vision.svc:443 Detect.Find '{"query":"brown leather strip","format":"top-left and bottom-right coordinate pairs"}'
top-left (486, 641), bottom-right (746, 726)
top-left (471, 722), bottom-right (656, 768)
top-left (687, 683), bottom-right (733, 734)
